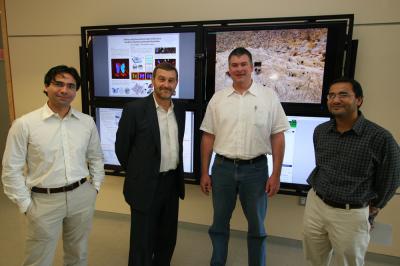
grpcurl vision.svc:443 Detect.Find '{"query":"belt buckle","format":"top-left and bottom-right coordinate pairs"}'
top-left (46, 188), bottom-right (51, 195)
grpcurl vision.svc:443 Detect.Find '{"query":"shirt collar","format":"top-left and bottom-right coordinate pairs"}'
top-left (226, 80), bottom-right (257, 97)
top-left (41, 103), bottom-right (79, 120)
top-left (153, 94), bottom-right (174, 111)
top-left (328, 111), bottom-right (365, 135)
top-left (247, 81), bottom-right (258, 96)
top-left (351, 112), bottom-right (366, 135)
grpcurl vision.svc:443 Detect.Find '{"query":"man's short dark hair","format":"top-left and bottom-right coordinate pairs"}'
top-left (330, 77), bottom-right (363, 98)
top-left (228, 47), bottom-right (253, 65)
top-left (43, 65), bottom-right (81, 95)
top-left (152, 62), bottom-right (178, 80)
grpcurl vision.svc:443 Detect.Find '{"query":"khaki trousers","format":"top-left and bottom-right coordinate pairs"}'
top-left (23, 181), bottom-right (97, 266)
top-left (303, 189), bottom-right (370, 266)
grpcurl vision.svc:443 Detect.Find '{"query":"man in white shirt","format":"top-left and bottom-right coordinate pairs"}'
top-left (2, 65), bottom-right (104, 266)
top-left (200, 47), bottom-right (289, 266)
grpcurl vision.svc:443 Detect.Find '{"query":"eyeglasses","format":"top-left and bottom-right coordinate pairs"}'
top-left (327, 92), bottom-right (354, 100)
top-left (51, 81), bottom-right (77, 90)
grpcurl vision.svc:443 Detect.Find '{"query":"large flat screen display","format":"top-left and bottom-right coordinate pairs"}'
top-left (214, 29), bottom-right (327, 103)
top-left (91, 32), bottom-right (196, 99)
top-left (96, 107), bottom-right (195, 173)
top-left (205, 22), bottom-right (347, 107)
top-left (208, 115), bottom-right (330, 189)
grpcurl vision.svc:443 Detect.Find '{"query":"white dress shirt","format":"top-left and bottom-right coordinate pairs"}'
top-left (1, 103), bottom-right (105, 213)
top-left (200, 82), bottom-right (290, 159)
top-left (154, 97), bottom-right (179, 172)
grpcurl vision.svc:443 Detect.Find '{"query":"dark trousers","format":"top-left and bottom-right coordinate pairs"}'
top-left (128, 171), bottom-right (179, 266)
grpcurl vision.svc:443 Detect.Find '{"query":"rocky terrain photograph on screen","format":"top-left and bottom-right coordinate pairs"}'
top-left (215, 28), bottom-right (328, 103)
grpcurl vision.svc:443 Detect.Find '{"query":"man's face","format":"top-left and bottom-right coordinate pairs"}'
top-left (327, 82), bottom-right (363, 118)
top-left (44, 73), bottom-right (77, 108)
top-left (228, 55), bottom-right (253, 86)
top-left (152, 69), bottom-right (178, 100)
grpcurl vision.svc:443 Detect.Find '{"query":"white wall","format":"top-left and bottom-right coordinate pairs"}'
top-left (4, 0), bottom-right (400, 257)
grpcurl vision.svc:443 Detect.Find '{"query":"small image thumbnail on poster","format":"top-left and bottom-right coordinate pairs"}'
top-left (155, 47), bottom-right (177, 54)
top-left (131, 72), bottom-right (152, 80)
top-left (128, 72), bottom-right (154, 97)
top-left (131, 56), bottom-right (145, 72)
top-left (111, 59), bottom-right (130, 79)
top-left (155, 58), bottom-right (176, 66)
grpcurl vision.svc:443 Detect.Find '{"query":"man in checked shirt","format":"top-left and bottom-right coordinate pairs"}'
top-left (303, 77), bottom-right (400, 266)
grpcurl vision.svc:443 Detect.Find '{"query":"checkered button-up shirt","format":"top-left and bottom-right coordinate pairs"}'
top-left (307, 113), bottom-right (400, 208)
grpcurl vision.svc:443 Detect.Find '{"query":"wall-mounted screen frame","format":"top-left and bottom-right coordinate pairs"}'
top-left (80, 14), bottom-right (355, 195)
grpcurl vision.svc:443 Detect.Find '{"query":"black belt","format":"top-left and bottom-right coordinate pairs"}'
top-left (315, 190), bottom-right (368, 210)
top-left (31, 178), bottom-right (87, 194)
top-left (159, 169), bottom-right (176, 177)
top-left (216, 154), bottom-right (266, 165)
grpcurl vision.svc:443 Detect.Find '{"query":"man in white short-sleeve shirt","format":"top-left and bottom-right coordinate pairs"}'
top-left (200, 47), bottom-right (289, 266)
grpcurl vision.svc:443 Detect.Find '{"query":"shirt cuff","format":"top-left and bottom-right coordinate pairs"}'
top-left (199, 126), bottom-right (214, 135)
top-left (93, 181), bottom-right (101, 192)
top-left (18, 198), bottom-right (32, 213)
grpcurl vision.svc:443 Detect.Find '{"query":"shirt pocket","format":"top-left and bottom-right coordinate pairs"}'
top-left (253, 105), bottom-right (269, 129)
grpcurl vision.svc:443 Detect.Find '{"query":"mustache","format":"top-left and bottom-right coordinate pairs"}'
top-left (158, 87), bottom-right (176, 95)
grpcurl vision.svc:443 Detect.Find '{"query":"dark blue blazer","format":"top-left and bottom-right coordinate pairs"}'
top-left (115, 94), bottom-right (186, 212)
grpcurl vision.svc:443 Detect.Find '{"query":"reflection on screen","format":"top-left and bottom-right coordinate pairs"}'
top-left (209, 116), bottom-right (330, 185)
top-left (96, 108), bottom-right (194, 173)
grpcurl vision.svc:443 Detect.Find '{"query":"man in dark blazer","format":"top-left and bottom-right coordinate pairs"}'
top-left (115, 62), bottom-right (186, 266)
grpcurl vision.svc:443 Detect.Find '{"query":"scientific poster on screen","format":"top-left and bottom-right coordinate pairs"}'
top-left (107, 33), bottom-right (180, 98)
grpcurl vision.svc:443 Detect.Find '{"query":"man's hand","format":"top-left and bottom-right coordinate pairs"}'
top-left (265, 174), bottom-right (280, 197)
top-left (200, 174), bottom-right (212, 195)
